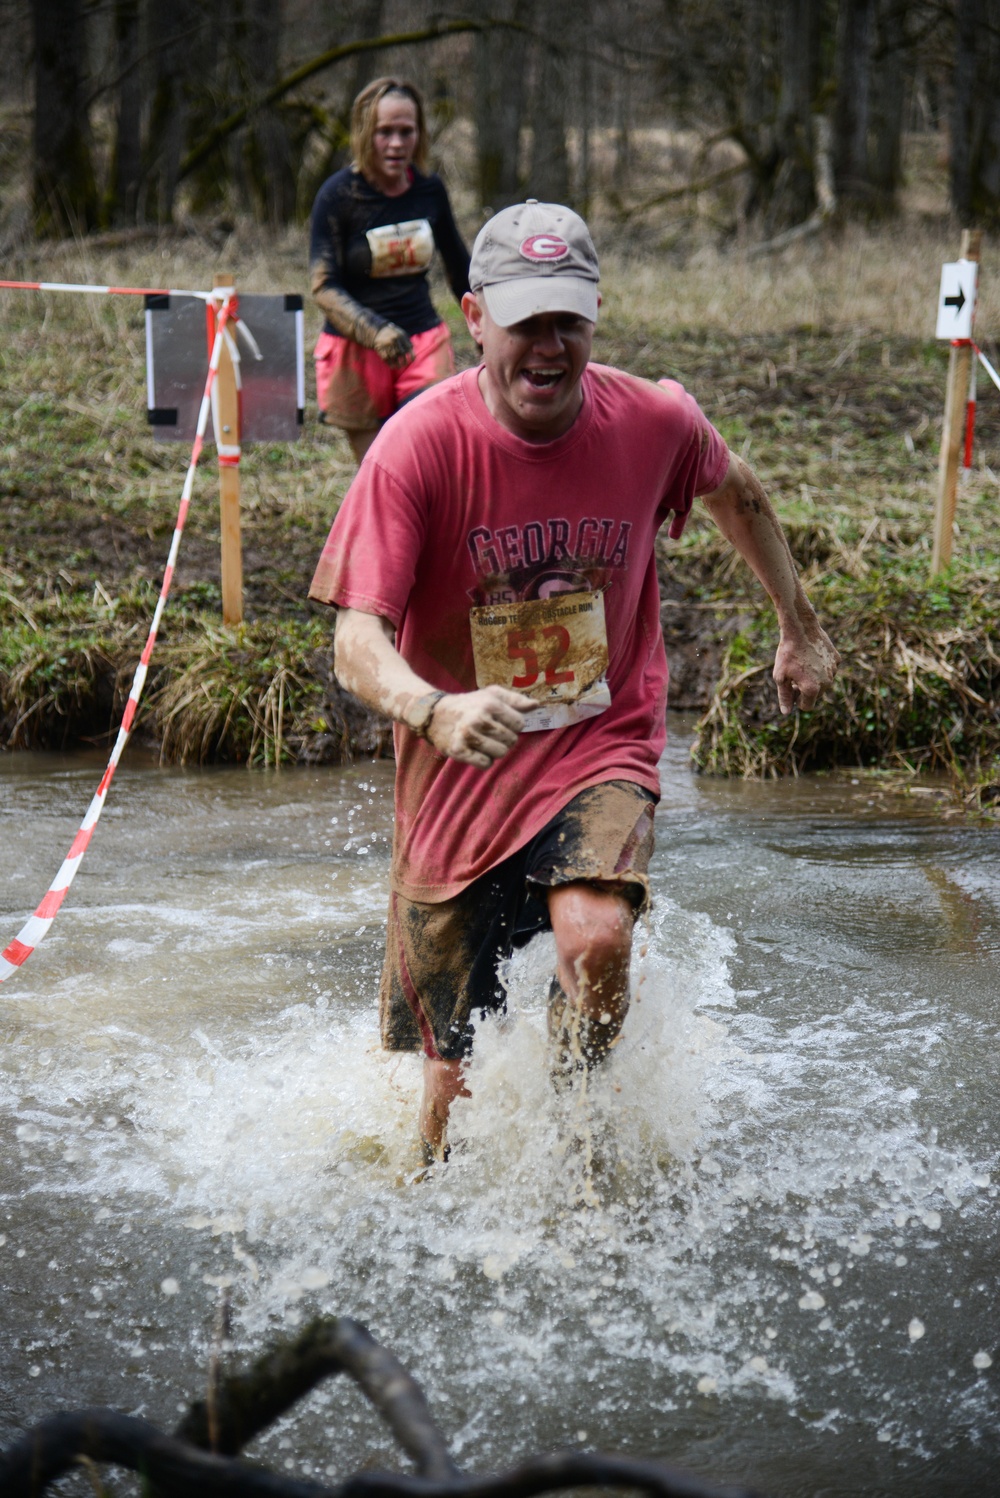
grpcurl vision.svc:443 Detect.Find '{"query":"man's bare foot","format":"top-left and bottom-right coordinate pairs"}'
top-left (419, 1136), bottom-right (451, 1168)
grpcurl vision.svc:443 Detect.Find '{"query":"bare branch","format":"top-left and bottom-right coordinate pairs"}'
top-left (176, 18), bottom-right (514, 186)
top-left (175, 1317), bottom-right (460, 1480)
top-left (0, 1409), bottom-right (330, 1498)
top-left (82, 19), bottom-right (210, 111)
top-left (0, 1415), bottom-right (764, 1498)
top-left (0, 1320), bottom-right (763, 1498)
top-left (747, 115), bottom-right (836, 256)
top-left (612, 163), bottom-right (749, 220)
top-left (341, 1451), bottom-right (764, 1498)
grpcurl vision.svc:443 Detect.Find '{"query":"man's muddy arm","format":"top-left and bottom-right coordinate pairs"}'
top-left (334, 607), bottom-right (534, 767)
top-left (701, 455), bottom-right (840, 713)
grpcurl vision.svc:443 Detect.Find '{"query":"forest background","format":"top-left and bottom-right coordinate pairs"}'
top-left (2, 0), bottom-right (1000, 807)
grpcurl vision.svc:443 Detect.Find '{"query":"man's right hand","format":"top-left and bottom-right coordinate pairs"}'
top-left (426, 686), bottom-right (535, 768)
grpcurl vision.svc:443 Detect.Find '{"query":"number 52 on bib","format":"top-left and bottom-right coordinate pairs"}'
top-left (469, 589), bottom-right (611, 732)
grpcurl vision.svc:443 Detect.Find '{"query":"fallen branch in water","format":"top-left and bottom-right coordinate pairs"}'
top-left (176, 1315), bottom-right (459, 1478)
top-left (0, 1315), bottom-right (763, 1498)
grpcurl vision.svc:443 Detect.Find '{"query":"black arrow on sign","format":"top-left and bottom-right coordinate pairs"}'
top-left (945, 287), bottom-right (966, 313)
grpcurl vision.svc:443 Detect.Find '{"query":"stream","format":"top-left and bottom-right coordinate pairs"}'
top-left (1, 719), bottom-right (997, 1496)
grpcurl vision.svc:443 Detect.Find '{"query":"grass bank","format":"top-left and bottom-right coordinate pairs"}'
top-left (643, 328), bottom-right (1000, 810)
top-left (1, 228), bottom-right (999, 805)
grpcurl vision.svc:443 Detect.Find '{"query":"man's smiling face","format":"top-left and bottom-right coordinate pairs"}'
top-left (462, 294), bottom-right (595, 444)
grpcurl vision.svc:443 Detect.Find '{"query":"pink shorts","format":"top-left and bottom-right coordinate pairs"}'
top-left (314, 321), bottom-right (455, 432)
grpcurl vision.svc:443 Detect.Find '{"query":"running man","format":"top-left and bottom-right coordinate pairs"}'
top-left (309, 200), bottom-right (839, 1162)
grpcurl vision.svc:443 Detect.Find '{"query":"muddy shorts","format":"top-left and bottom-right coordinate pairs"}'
top-left (379, 779), bottom-right (656, 1061)
top-left (314, 321), bottom-right (455, 431)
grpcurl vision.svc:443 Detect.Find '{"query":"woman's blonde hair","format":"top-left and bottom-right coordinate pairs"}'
top-left (351, 77), bottom-right (429, 179)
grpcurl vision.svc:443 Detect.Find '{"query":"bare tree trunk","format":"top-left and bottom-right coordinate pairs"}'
top-left (472, 0), bottom-right (529, 210)
top-left (744, 0), bottom-right (768, 141)
top-left (974, 3), bottom-right (1000, 214)
top-left (771, 0), bottom-right (816, 226)
top-left (951, 0), bottom-right (1000, 222)
top-left (303, 0), bottom-right (385, 193)
top-left (738, 0), bottom-right (773, 218)
top-left (613, 43), bottom-right (632, 185)
top-left (347, 0), bottom-right (385, 103)
top-left (245, 0), bottom-right (295, 225)
top-left (574, 0), bottom-right (589, 214)
top-left (109, 0), bottom-right (142, 225)
top-left (951, 0), bottom-right (977, 218)
top-left (834, 0), bottom-right (877, 208)
top-left (529, 2), bottom-right (570, 202)
top-left (869, 0), bottom-right (908, 206)
top-left (742, 0), bottom-right (817, 230)
top-left (32, 0), bottom-right (98, 235)
top-left (143, 2), bottom-right (200, 223)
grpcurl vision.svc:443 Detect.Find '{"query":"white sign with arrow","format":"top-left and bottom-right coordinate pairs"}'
top-left (935, 258), bottom-right (978, 340)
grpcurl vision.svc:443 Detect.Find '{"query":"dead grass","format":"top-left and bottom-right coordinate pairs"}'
top-left (692, 549), bottom-right (1000, 783)
top-left (152, 622), bottom-right (324, 767)
top-left (0, 598), bottom-right (392, 767)
top-left (6, 210), bottom-right (997, 345)
top-left (598, 221), bottom-right (1000, 340)
top-left (3, 184), bottom-right (1000, 801)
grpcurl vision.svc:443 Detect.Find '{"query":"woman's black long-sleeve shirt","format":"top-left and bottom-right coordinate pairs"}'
top-left (309, 166), bottom-right (471, 341)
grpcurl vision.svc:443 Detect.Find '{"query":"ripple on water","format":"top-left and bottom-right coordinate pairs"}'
top-left (2, 752), bottom-right (998, 1493)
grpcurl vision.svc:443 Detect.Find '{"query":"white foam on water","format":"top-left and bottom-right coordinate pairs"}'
top-left (4, 754), bottom-right (999, 1486)
top-left (5, 892), bottom-right (981, 1472)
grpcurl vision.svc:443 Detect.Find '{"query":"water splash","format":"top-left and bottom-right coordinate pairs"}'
top-left (2, 750), bottom-right (998, 1492)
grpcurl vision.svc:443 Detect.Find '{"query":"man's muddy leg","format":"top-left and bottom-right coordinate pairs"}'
top-left (420, 1055), bottom-right (470, 1161)
top-left (547, 883), bottom-right (634, 1069)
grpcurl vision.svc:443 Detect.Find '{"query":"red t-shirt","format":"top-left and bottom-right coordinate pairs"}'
top-left (309, 363), bottom-right (729, 902)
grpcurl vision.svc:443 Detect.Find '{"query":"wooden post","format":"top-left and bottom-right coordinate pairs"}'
top-left (213, 271), bottom-right (243, 625)
top-left (932, 228), bottom-right (982, 575)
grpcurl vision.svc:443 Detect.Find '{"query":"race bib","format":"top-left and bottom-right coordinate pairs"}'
top-left (469, 590), bottom-right (611, 732)
top-left (366, 219), bottom-right (434, 277)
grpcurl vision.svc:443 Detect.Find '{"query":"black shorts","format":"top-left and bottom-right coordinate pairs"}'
top-left (379, 779), bottom-right (656, 1061)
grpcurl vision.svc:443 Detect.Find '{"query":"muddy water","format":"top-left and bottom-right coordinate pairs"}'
top-left (1, 722), bottom-right (997, 1497)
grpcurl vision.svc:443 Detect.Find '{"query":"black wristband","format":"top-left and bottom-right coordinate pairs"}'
top-left (407, 690), bottom-right (446, 740)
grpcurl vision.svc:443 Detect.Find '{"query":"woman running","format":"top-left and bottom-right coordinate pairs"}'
top-left (309, 77), bottom-right (471, 463)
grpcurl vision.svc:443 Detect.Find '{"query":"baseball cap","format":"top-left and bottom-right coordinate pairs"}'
top-left (469, 200), bottom-right (600, 327)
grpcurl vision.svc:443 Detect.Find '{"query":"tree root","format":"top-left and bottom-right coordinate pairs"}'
top-left (0, 1315), bottom-right (763, 1498)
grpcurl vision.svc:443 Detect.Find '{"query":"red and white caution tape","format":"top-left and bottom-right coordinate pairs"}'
top-left (0, 296), bottom-right (235, 985)
top-left (964, 351), bottom-right (977, 471)
top-left (4, 276), bottom-right (262, 373)
top-left (0, 278), bottom-right (211, 299)
top-left (974, 341), bottom-right (1000, 396)
top-left (950, 338), bottom-right (1000, 471)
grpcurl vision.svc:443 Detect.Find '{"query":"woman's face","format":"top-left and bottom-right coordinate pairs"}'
top-left (369, 94), bottom-right (419, 193)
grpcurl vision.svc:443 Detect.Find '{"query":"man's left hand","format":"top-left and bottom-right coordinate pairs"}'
top-left (773, 624), bottom-right (840, 714)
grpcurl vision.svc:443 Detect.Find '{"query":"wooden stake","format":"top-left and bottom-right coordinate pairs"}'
top-left (931, 229), bottom-right (982, 576)
top-left (213, 270), bottom-right (243, 625)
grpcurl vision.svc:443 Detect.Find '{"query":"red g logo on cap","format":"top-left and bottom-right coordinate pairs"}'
top-left (519, 233), bottom-right (569, 263)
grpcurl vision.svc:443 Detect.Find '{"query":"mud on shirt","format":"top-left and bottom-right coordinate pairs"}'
top-left (309, 364), bottom-right (730, 902)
